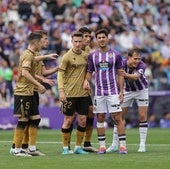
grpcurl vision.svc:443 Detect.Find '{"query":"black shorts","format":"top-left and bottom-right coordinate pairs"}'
top-left (13, 95), bottom-right (39, 118)
top-left (88, 95), bottom-right (93, 106)
top-left (62, 96), bottom-right (89, 116)
top-left (34, 91), bottom-right (39, 106)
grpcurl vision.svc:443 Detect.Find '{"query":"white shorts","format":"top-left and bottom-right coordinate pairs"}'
top-left (121, 88), bottom-right (149, 108)
top-left (94, 95), bottom-right (122, 114)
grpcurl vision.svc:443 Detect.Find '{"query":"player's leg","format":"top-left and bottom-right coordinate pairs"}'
top-left (74, 97), bottom-right (89, 154)
top-left (10, 95), bottom-right (32, 157)
top-left (83, 97), bottom-right (98, 152)
top-left (61, 98), bottom-right (76, 155)
top-left (136, 89), bottom-right (149, 152)
top-left (112, 111), bottom-right (127, 154)
top-left (12, 120), bottom-right (31, 156)
top-left (21, 124), bottom-right (29, 150)
top-left (107, 95), bottom-right (127, 154)
top-left (96, 113), bottom-right (106, 154)
top-left (68, 114), bottom-right (76, 153)
top-left (138, 106), bottom-right (148, 152)
top-left (106, 107), bottom-right (128, 153)
top-left (94, 95), bottom-right (107, 154)
top-left (27, 116), bottom-right (41, 156)
top-left (61, 116), bottom-right (75, 154)
top-left (26, 93), bottom-right (44, 156)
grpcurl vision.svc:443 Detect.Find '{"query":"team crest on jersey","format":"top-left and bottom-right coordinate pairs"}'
top-left (109, 52), bottom-right (114, 58)
top-left (23, 61), bottom-right (30, 67)
top-left (138, 69), bottom-right (143, 74)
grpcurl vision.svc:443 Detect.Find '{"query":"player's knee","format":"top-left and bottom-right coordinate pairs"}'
top-left (97, 114), bottom-right (105, 122)
top-left (78, 116), bottom-right (86, 127)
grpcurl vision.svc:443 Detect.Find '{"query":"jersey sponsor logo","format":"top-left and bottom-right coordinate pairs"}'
top-left (99, 61), bottom-right (110, 70)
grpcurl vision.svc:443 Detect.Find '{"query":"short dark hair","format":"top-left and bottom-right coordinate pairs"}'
top-left (71, 31), bottom-right (83, 38)
top-left (78, 27), bottom-right (91, 34)
top-left (27, 32), bottom-right (42, 44)
top-left (128, 48), bottom-right (141, 57)
top-left (33, 30), bottom-right (48, 36)
top-left (95, 28), bottom-right (109, 38)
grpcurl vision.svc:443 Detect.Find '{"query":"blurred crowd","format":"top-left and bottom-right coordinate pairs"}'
top-left (1, 0), bottom-right (170, 113)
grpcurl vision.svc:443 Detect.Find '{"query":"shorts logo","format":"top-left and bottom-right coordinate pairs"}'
top-left (111, 104), bottom-right (120, 108)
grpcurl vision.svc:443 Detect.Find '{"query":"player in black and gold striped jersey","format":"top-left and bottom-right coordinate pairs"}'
top-left (10, 30), bottom-right (58, 156)
top-left (21, 30), bottom-right (58, 156)
top-left (58, 31), bottom-right (89, 155)
top-left (11, 32), bottom-right (46, 157)
top-left (67, 27), bottom-right (97, 153)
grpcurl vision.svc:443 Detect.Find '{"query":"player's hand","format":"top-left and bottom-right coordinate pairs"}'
top-left (42, 78), bottom-right (56, 86)
top-left (59, 90), bottom-right (67, 103)
top-left (87, 87), bottom-right (93, 95)
top-left (83, 79), bottom-right (90, 90)
top-left (118, 69), bottom-right (126, 76)
top-left (38, 84), bottom-right (46, 94)
top-left (46, 53), bottom-right (59, 60)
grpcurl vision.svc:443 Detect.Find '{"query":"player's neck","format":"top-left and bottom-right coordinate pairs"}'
top-left (99, 46), bottom-right (108, 52)
top-left (127, 61), bottom-right (134, 69)
top-left (72, 48), bottom-right (82, 55)
top-left (27, 45), bottom-right (37, 53)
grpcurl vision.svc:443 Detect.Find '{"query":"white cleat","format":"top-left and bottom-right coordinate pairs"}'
top-left (138, 144), bottom-right (146, 153)
top-left (106, 145), bottom-right (118, 153)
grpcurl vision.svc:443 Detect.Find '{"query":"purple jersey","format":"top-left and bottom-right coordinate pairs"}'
top-left (87, 49), bottom-right (123, 96)
top-left (123, 59), bottom-right (148, 91)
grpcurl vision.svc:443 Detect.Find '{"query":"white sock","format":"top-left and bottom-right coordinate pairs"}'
top-left (119, 135), bottom-right (126, 147)
top-left (29, 145), bottom-right (36, 151)
top-left (139, 126), bottom-right (148, 145)
top-left (111, 125), bottom-right (118, 147)
top-left (98, 135), bottom-right (106, 148)
top-left (74, 145), bottom-right (81, 149)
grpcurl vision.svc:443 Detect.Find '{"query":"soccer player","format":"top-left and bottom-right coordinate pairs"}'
top-left (106, 48), bottom-right (149, 153)
top-left (67, 27), bottom-right (97, 153)
top-left (11, 32), bottom-right (46, 156)
top-left (10, 30), bottom-right (58, 156)
top-left (57, 31), bottom-right (89, 155)
top-left (83, 28), bottom-right (127, 154)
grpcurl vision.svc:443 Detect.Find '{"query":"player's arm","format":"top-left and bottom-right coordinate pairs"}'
top-left (117, 69), bottom-right (124, 104)
top-left (124, 71), bottom-right (141, 81)
top-left (41, 65), bottom-right (58, 77)
top-left (35, 74), bottom-right (55, 86)
top-left (22, 69), bottom-right (46, 94)
top-left (83, 71), bottom-right (92, 90)
top-left (57, 55), bottom-right (68, 103)
top-left (34, 53), bottom-right (59, 61)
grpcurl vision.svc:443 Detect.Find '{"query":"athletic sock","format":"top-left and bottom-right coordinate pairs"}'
top-left (76, 125), bottom-right (86, 146)
top-left (112, 125), bottom-right (119, 147)
top-left (139, 121), bottom-right (148, 145)
top-left (61, 128), bottom-right (70, 147)
top-left (84, 117), bottom-right (94, 143)
top-left (28, 119), bottom-right (40, 147)
top-left (22, 125), bottom-right (29, 149)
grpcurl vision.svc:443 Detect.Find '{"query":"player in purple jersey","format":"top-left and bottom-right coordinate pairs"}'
top-left (84, 28), bottom-right (127, 154)
top-left (107, 48), bottom-right (149, 153)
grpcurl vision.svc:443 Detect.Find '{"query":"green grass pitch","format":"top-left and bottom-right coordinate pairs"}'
top-left (0, 128), bottom-right (170, 169)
